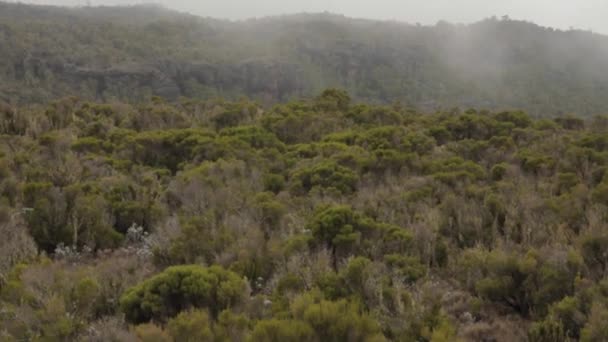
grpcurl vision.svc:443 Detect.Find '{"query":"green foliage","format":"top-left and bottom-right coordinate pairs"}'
top-left (581, 233), bottom-right (608, 278)
top-left (220, 126), bottom-right (284, 150)
top-left (249, 319), bottom-right (315, 342)
top-left (315, 89), bottom-right (351, 112)
top-left (591, 182), bottom-right (608, 205)
top-left (341, 257), bottom-right (372, 295)
top-left (253, 192), bottom-right (286, 237)
top-left (529, 319), bottom-right (567, 342)
top-left (529, 295), bottom-right (587, 341)
top-left (277, 273), bottom-right (307, 295)
top-left (557, 172), bottom-right (579, 194)
top-left (4, 2), bottom-right (608, 117)
top-left (491, 163), bottom-right (508, 181)
top-left (4, 83), bottom-right (608, 342)
top-left (22, 182), bottom-right (122, 252)
top-left (580, 303), bottom-right (608, 342)
top-left (494, 111), bottom-right (532, 128)
top-left (555, 117), bottom-right (586, 130)
top-left (459, 249), bottom-right (581, 316)
top-left (306, 205), bottom-right (374, 266)
top-left (135, 324), bottom-right (173, 342)
top-left (263, 173), bottom-right (286, 194)
top-left (129, 128), bottom-right (216, 172)
top-left (290, 160), bottom-right (358, 195)
top-left (166, 310), bottom-right (214, 342)
top-left (22, 182), bottom-right (69, 251)
top-left (518, 149), bottom-right (556, 175)
top-left (290, 292), bottom-right (386, 342)
top-left (212, 102), bottom-right (258, 130)
top-left (384, 254), bottom-right (427, 283)
top-left (120, 265), bottom-right (247, 324)
top-left (428, 157), bottom-right (486, 186)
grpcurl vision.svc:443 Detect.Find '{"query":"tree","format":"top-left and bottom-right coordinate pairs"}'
top-left (120, 265), bottom-right (247, 324)
top-left (290, 160), bottom-right (359, 195)
top-left (315, 89), bottom-right (351, 112)
top-left (306, 206), bottom-right (375, 269)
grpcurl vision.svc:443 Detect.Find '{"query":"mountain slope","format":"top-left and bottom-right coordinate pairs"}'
top-left (1, 2), bottom-right (608, 116)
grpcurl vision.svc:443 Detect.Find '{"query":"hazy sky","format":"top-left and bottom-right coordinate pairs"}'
top-left (18, 0), bottom-right (608, 34)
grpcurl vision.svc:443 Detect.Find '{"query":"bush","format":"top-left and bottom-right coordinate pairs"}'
top-left (120, 265), bottom-right (247, 324)
top-left (290, 160), bottom-right (358, 195)
top-left (459, 249), bottom-right (579, 316)
top-left (581, 303), bottom-right (608, 342)
top-left (591, 182), bottom-right (608, 206)
top-left (491, 163), bottom-right (508, 181)
top-left (263, 173), bottom-right (286, 194)
top-left (306, 205), bottom-right (375, 267)
top-left (315, 89), bottom-right (351, 112)
top-left (291, 294), bottom-right (386, 341)
top-left (249, 319), bottom-right (315, 342)
top-left (134, 323), bottom-right (172, 342)
top-left (166, 310), bottom-right (214, 342)
top-left (383, 254), bottom-right (427, 283)
top-left (581, 234), bottom-right (608, 278)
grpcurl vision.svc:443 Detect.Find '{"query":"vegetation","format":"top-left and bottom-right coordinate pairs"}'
top-left (2, 3), bottom-right (608, 116)
top-left (0, 87), bottom-right (608, 341)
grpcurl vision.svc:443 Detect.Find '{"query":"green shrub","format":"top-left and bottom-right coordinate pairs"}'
top-left (166, 310), bottom-right (214, 342)
top-left (491, 163), bottom-right (508, 181)
top-left (120, 265), bottom-right (247, 324)
top-left (290, 160), bottom-right (358, 195)
top-left (291, 294), bottom-right (386, 342)
top-left (249, 319), bottom-right (315, 342)
top-left (306, 205), bottom-right (375, 267)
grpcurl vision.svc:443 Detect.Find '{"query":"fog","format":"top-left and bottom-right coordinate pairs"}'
top-left (16, 0), bottom-right (608, 34)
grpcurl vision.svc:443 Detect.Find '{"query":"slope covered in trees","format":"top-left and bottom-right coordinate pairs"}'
top-left (1, 90), bottom-right (608, 340)
top-left (2, 2), bottom-right (608, 116)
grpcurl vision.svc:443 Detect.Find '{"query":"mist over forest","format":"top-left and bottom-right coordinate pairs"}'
top-left (2, 2), bottom-right (608, 116)
top-left (3, 2), bottom-right (608, 342)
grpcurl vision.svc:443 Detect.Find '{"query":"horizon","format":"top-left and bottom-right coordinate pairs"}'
top-left (8, 0), bottom-right (608, 35)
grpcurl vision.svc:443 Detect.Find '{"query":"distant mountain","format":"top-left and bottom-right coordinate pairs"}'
top-left (1, 2), bottom-right (608, 116)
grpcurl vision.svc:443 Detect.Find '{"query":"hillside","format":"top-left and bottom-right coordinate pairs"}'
top-left (2, 2), bottom-right (608, 116)
top-left (5, 2), bottom-right (608, 341)
top-left (2, 90), bottom-right (608, 341)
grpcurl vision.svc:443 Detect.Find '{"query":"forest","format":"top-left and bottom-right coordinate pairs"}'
top-left (3, 2), bottom-right (608, 341)
top-left (2, 2), bottom-right (608, 116)
top-left (1, 88), bottom-right (608, 341)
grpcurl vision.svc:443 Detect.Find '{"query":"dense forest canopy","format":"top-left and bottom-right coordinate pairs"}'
top-left (1, 89), bottom-right (608, 340)
top-left (2, 2), bottom-right (608, 116)
top-left (3, 2), bottom-right (608, 341)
